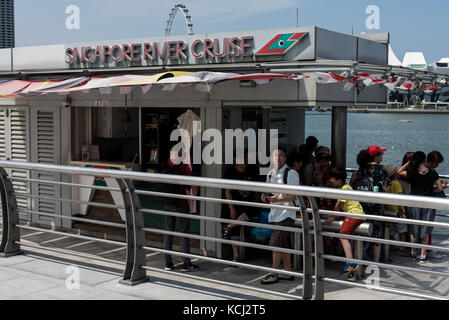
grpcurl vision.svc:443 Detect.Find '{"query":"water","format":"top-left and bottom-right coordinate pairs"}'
top-left (305, 111), bottom-right (449, 236)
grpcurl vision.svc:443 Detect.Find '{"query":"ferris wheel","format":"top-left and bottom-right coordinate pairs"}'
top-left (165, 4), bottom-right (194, 36)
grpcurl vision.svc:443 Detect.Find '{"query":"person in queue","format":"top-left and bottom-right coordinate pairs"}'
top-left (312, 146), bottom-right (335, 187)
top-left (384, 164), bottom-right (408, 256)
top-left (351, 145), bottom-right (388, 264)
top-left (325, 168), bottom-right (365, 276)
top-left (260, 148), bottom-right (299, 285)
top-left (299, 136), bottom-right (319, 185)
top-left (222, 152), bottom-right (259, 263)
top-left (425, 151), bottom-right (447, 259)
top-left (161, 142), bottom-right (200, 272)
top-left (397, 151), bottom-right (443, 263)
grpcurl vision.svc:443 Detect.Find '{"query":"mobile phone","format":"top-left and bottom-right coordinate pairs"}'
top-left (263, 192), bottom-right (273, 197)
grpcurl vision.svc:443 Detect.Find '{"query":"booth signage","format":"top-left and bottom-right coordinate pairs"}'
top-left (65, 32), bottom-right (308, 67)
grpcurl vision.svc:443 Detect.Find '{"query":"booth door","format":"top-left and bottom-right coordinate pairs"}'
top-left (0, 106), bottom-right (31, 221)
top-left (30, 107), bottom-right (61, 227)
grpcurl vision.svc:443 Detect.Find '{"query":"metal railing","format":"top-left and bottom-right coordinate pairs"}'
top-left (1, 160), bottom-right (449, 300)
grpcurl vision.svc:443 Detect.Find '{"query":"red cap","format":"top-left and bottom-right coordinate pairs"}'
top-left (368, 145), bottom-right (386, 156)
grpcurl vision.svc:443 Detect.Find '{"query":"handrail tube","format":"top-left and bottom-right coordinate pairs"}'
top-left (17, 225), bottom-right (127, 247)
top-left (135, 189), bottom-right (300, 212)
top-left (321, 254), bottom-right (449, 278)
top-left (141, 226), bottom-right (303, 256)
top-left (2, 161), bottom-right (449, 211)
top-left (296, 219), bottom-right (372, 236)
top-left (13, 192), bottom-right (125, 210)
top-left (141, 265), bottom-right (302, 300)
top-left (347, 167), bottom-right (449, 182)
top-left (322, 277), bottom-right (447, 301)
top-left (9, 177), bottom-right (122, 192)
top-left (142, 246), bottom-right (304, 279)
top-left (140, 207), bottom-right (371, 236)
top-left (319, 209), bottom-right (449, 229)
top-left (17, 209), bottom-right (126, 229)
top-left (17, 241), bottom-right (126, 266)
top-left (139, 208), bottom-right (301, 233)
top-left (320, 231), bottom-right (449, 253)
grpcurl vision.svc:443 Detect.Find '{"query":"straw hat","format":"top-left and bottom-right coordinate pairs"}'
top-left (385, 164), bottom-right (398, 178)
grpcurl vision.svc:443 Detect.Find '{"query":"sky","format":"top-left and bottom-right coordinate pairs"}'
top-left (12, 0), bottom-right (449, 63)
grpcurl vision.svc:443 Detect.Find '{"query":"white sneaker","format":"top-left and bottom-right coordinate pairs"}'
top-left (428, 251), bottom-right (444, 259)
top-left (418, 255), bottom-right (428, 264)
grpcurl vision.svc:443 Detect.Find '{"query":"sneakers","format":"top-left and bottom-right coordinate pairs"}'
top-left (164, 262), bottom-right (174, 271)
top-left (339, 263), bottom-right (359, 276)
top-left (261, 274), bottom-right (278, 285)
top-left (428, 251), bottom-right (444, 259)
top-left (418, 255), bottom-right (428, 264)
top-left (181, 263), bottom-right (200, 272)
top-left (410, 250), bottom-right (418, 259)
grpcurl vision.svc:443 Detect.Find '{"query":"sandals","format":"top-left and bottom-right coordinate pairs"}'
top-left (223, 225), bottom-right (232, 239)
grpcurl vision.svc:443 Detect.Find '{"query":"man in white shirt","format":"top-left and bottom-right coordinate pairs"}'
top-left (260, 148), bottom-right (299, 285)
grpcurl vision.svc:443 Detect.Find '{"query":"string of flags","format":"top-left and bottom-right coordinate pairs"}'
top-left (0, 69), bottom-right (442, 98)
top-left (316, 71), bottom-right (443, 93)
top-left (0, 72), bottom-right (311, 98)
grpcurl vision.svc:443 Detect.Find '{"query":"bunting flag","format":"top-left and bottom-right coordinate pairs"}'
top-left (287, 74), bottom-right (310, 80)
top-left (33, 76), bottom-right (91, 93)
top-left (383, 83), bottom-right (396, 91)
top-left (363, 78), bottom-right (385, 87)
top-left (424, 86), bottom-right (439, 94)
top-left (316, 72), bottom-right (345, 84)
top-left (18, 80), bottom-right (55, 96)
top-left (0, 80), bottom-right (32, 97)
top-left (397, 82), bottom-right (414, 91)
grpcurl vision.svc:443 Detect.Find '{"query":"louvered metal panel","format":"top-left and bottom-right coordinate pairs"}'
top-left (31, 109), bottom-right (61, 225)
top-left (0, 109), bottom-right (5, 160)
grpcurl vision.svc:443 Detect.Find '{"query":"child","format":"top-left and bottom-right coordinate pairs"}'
top-left (325, 168), bottom-right (365, 276)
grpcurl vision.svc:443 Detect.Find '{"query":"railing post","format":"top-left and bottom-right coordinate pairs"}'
top-left (0, 167), bottom-right (22, 257)
top-left (293, 222), bottom-right (302, 270)
top-left (383, 224), bottom-right (390, 262)
top-left (296, 196), bottom-right (313, 300)
top-left (116, 178), bottom-right (149, 286)
top-left (308, 196), bottom-right (325, 300)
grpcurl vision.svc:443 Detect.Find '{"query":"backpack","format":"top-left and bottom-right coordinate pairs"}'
top-left (250, 209), bottom-right (272, 244)
top-left (352, 169), bottom-right (384, 215)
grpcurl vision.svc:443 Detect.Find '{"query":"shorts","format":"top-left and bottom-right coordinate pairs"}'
top-left (340, 217), bottom-right (363, 235)
top-left (407, 207), bottom-right (434, 240)
top-left (384, 210), bottom-right (407, 235)
top-left (269, 218), bottom-right (296, 249)
top-left (363, 205), bottom-right (385, 240)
